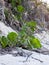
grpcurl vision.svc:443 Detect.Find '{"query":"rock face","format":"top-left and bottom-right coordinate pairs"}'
top-left (2, 0), bottom-right (49, 31)
top-left (22, 0), bottom-right (49, 29)
top-left (0, 0), bottom-right (5, 22)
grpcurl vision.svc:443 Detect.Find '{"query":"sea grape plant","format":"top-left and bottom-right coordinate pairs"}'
top-left (17, 21), bottom-right (42, 49)
top-left (0, 25), bottom-right (42, 49)
top-left (3, 0), bottom-right (42, 49)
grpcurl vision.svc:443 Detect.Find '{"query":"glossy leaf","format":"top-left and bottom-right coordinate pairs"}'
top-left (17, 5), bottom-right (24, 13)
top-left (1, 36), bottom-right (8, 48)
top-left (26, 21), bottom-right (36, 31)
top-left (7, 32), bottom-right (18, 42)
top-left (29, 37), bottom-right (42, 48)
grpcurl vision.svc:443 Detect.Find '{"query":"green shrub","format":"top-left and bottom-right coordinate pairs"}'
top-left (17, 21), bottom-right (42, 49)
top-left (1, 36), bottom-right (8, 48)
top-left (7, 32), bottom-right (18, 42)
top-left (29, 37), bottom-right (42, 48)
top-left (0, 32), bottom-right (18, 48)
top-left (26, 21), bottom-right (36, 31)
top-left (3, 0), bottom-right (42, 49)
top-left (11, 0), bottom-right (16, 7)
top-left (11, 0), bottom-right (22, 7)
top-left (0, 31), bottom-right (42, 49)
top-left (17, 5), bottom-right (24, 13)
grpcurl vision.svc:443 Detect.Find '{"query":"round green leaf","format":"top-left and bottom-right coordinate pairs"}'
top-left (7, 32), bottom-right (18, 42)
top-left (17, 5), bottom-right (24, 13)
top-left (1, 36), bottom-right (8, 48)
top-left (30, 37), bottom-right (42, 48)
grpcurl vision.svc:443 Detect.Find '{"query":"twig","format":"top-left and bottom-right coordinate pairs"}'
top-left (31, 57), bottom-right (43, 63)
top-left (23, 53), bottom-right (32, 62)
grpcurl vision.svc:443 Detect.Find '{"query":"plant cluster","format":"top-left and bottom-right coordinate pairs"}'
top-left (3, 0), bottom-right (42, 49)
top-left (0, 21), bottom-right (42, 49)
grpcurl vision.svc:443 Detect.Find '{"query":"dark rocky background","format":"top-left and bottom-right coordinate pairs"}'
top-left (3, 0), bottom-right (49, 31)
